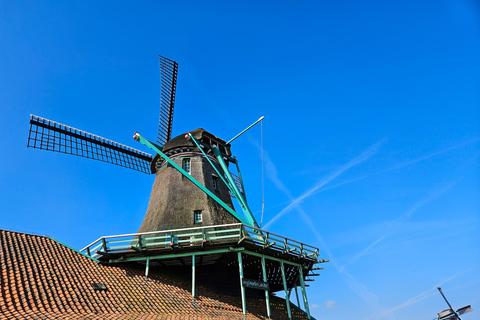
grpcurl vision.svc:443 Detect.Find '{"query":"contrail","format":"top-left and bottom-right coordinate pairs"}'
top-left (341, 180), bottom-right (459, 270)
top-left (300, 137), bottom-right (480, 200)
top-left (263, 139), bottom-right (386, 229)
top-left (288, 194), bottom-right (396, 319)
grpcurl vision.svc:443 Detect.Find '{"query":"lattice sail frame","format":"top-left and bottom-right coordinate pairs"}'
top-left (157, 55), bottom-right (178, 147)
top-left (228, 171), bottom-right (244, 198)
top-left (28, 115), bottom-right (153, 174)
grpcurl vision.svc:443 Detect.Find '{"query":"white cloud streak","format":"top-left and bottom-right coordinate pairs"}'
top-left (297, 206), bottom-right (396, 319)
top-left (303, 138), bottom-right (479, 199)
top-left (263, 139), bottom-right (386, 229)
top-left (340, 180), bottom-right (458, 271)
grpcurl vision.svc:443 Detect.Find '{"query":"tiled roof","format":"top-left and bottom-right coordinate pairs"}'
top-left (0, 230), bottom-right (310, 319)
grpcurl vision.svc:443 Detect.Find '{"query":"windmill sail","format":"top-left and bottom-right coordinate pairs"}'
top-left (157, 55), bottom-right (178, 147)
top-left (28, 115), bottom-right (153, 174)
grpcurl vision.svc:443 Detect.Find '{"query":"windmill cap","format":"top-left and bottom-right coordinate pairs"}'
top-left (162, 128), bottom-right (228, 153)
top-left (149, 128), bottom-right (231, 174)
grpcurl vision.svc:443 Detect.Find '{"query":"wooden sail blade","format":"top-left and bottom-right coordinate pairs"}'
top-left (27, 115), bottom-right (153, 174)
top-left (157, 55), bottom-right (178, 147)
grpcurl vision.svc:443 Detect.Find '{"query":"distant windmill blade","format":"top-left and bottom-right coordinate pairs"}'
top-left (28, 115), bottom-right (153, 174)
top-left (457, 305), bottom-right (473, 315)
top-left (157, 55), bottom-right (178, 146)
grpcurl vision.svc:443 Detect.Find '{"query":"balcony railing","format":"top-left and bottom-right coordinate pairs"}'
top-left (81, 223), bottom-right (322, 263)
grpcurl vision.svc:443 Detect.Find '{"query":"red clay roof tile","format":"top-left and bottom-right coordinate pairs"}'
top-left (1, 229), bottom-right (310, 319)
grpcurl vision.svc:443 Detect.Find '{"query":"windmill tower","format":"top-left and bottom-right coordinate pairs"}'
top-left (139, 128), bottom-right (239, 232)
top-left (27, 55), bottom-right (326, 320)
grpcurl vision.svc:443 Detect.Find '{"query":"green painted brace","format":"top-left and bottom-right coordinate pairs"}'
top-left (212, 146), bottom-right (259, 228)
top-left (188, 133), bottom-right (256, 227)
top-left (187, 133), bottom-right (233, 196)
top-left (133, 132), bottom-right (250, 226)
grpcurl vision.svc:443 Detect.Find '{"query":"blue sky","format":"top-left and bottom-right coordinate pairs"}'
top-left (1, 1), bottom-right (479, 319)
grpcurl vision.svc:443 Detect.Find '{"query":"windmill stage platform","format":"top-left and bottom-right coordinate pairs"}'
top-left (81, 223), bottom-right (327, 319)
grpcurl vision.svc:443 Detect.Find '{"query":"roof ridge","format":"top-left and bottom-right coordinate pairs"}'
top-left (46, 235), bottom-right (100, 263)
top-left (0, 227), bottom-right (46, 237)
top-left (0, 228), bottom-right (100, 263)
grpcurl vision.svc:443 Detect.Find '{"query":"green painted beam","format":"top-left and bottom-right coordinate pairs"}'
top-left (262, 255), bottom-right (271, 318)
top-left (295, 285), bottom-right (300, 310)
top-left (108, 245), bottom-right (308, 268)
top-left (298, 266), bottom-right (311, 319)
top-left (238, 252), bottom-right (247, 316)
top-left (212, 146), bottom-right (249, 210)
top-left (108, 247), bottom-right (242, 263)
top-left (187, 134), bottom-right (235, 197)
top-left (231, 248), bottom-right (304, 268)
top-left (281, 261), bottom-right (292, 319)
top-left (133, 132), bottom-right (249, 225)
top-left (145, 257), bottom-right (150, 279)
top-left (192, 254), bottom-right (196, 299)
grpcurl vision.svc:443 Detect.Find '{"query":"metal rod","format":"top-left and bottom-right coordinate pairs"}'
top-left (223, 116), bottom-right (264, 147)
top-left (238, 252), bottom-right (247, 317)
top-left (281, 261), bottom-right (292, 319)
top-left (261, 255), bottom-right (271, 318)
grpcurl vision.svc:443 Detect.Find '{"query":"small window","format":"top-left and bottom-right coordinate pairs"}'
top-left (212, 176), bottom-right (218, 191)
top-left (194, 210), bottom-right (202, 223)
top-left (182, 158), bottom-right (191, 174)
top-left (91, 283), bottom-right (107, 291)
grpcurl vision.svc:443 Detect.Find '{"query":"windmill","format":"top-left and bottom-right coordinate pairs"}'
top-left (27, 55), bottom-right (259, 232)
top-left (435, 287), bottom-right (473, 320)
top-left (27, 55), bottom-right (327, 320)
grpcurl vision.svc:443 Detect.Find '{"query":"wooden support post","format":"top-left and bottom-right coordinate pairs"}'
top-left (295, 285), bottom-right (300, 309)
top-left (101, 238), bottom-right (107, 253)
top-left (238, 252), bottom-right (247, 318)
top-left (145, 257), bottom-right (150, 280)
top-left (261, 255), bottom-right (271, 318)
top-left (192, 254), bottom-right (196, 299)
top-left (281, 261), bottom-right (292, 319)
top-left (298, 267), bottom-right (311, 319)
